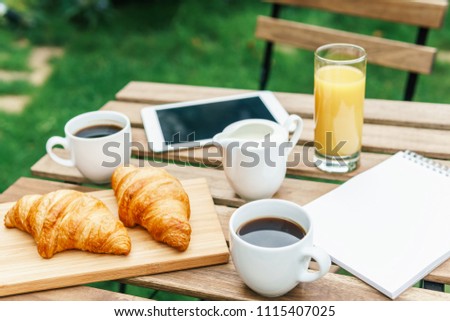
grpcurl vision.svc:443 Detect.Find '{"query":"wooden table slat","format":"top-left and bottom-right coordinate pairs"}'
top-left (123, 262), bottom-right (450, 301)
top-left (31, 147), bottom-right (376, 183)
top-left (129, 124), bottom-right (450, 161)
top-left (114, 81), bottom-right (450, 130)
top-left (0, 286), bottom-right (148, 301)
top-left (35, 145), bottom-right (450, 186)
top-left (0, 177), bottom-right (97, 203)
top-left (100, 100), bottom-right (450, 160)
top-left (31, 152), bottom-right (338, 207)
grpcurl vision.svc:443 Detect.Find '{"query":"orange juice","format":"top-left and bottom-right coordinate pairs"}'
top-left (314, 65), bottom-right (365, 157)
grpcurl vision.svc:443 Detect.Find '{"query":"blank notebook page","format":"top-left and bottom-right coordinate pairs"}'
top-left (304, 151), bottom-right (450, 299)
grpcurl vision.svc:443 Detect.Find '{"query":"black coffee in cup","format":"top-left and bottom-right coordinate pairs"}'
top-left (237, 217), bottom-right (306, 248)
top-left (75, 124), bottom-right (123, 139)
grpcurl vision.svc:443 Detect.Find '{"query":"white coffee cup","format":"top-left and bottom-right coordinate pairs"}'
top-left (213, 115), bottom-right (303, 200)
top-left (46, 111), bottom-right (132, 184)
top-left (229, 199), bottom-right (331, 297)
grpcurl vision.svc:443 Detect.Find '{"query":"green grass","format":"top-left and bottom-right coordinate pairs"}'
top-left (0, 0), bottom-right (449, 298)
top-left (0, 32), bottom-right (31, 71)
top-left (0, 80), bottom-right (34, 95)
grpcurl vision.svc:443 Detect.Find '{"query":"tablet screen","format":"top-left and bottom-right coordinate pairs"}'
top-left (156, 96), bottom-right (276, 145)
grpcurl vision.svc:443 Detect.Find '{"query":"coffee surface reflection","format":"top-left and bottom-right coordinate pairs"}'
top-left (237, 217), bottom-right (306, 248)
top-left (75, 124), bottom-right (123, 139)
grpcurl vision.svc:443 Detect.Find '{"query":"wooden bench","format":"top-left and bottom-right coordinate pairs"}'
top-left (256, 0), bottom-right (448, 100)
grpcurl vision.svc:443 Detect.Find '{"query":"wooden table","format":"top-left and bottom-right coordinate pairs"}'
top-left (1, 81), bottom-right (450, 301)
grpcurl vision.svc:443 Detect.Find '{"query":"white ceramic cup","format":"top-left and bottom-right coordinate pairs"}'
top-left (213, 115), bottom-right (303, 200)
top-left (229, 199), bottom-right (331, 297)
top-left (46, 111), bottom-right (132, 184)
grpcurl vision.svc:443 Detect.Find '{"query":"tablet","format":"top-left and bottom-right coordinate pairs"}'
top-left (140, 91), bottom-right (289, 152)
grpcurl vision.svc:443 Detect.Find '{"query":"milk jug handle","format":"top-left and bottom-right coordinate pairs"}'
top-left (283, 115), bottom-right (303, 156)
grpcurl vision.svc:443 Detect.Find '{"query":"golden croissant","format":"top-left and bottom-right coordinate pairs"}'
top-left (4, 189), bottom-right (131, 258)
top-left (111, 165), bottom-right (191, 251)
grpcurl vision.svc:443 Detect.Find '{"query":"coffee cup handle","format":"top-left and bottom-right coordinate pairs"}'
top-left (46, 136), bottom-right (75, 167)
top-left (297, 246), bottom-right (331, 282)
top-left (283, 115), bottom-right (303, 156)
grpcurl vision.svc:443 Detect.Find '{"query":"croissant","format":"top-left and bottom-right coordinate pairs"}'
top-left (111, 165), bottom-right (191, 251)
top-left (4, 189), bottom-right (131, 258)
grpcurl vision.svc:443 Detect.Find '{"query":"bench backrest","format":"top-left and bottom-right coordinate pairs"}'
top-left (255, 0), bottom-right (448, 100)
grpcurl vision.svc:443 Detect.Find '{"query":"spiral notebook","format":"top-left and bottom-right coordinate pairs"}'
top-left (305, 151), bottom-right (450, 299)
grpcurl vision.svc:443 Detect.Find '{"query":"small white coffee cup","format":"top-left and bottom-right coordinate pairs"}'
top-left (229, 199), bottom-right (331, 297)
top-left (46, 111), bottom-right (132, 184)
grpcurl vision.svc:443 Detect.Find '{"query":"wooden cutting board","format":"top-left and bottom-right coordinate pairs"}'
top-left (0, 178), bottom-right (229, 297)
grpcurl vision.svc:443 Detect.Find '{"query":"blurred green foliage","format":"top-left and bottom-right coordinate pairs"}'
top-left (3, 0), bottom-right (111, 27)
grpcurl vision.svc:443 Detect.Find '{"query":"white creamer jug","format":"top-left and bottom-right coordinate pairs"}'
top-left (213, 115), bottom-right (303, 200)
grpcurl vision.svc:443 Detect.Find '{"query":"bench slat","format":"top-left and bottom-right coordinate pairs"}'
top-left (265, 0), bottom-right (448, 29)
top-left (255, 16), bottom-right (436, 74)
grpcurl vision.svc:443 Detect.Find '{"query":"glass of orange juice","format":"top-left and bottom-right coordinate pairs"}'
top-left (314, 43), bottom-right (367, 173)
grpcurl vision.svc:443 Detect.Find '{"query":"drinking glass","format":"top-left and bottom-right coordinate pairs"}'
top-left (314, 43), bottom-right (367, 173)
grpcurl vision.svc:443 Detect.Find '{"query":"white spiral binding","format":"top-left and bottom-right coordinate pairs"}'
top-left (402, 150), bottom-right (450, 177)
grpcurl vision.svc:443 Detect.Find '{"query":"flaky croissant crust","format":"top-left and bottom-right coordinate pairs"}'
top-left (112, 165), bottom-right (191, 251)
top-left (4, 189), bottom-right (131, 258)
